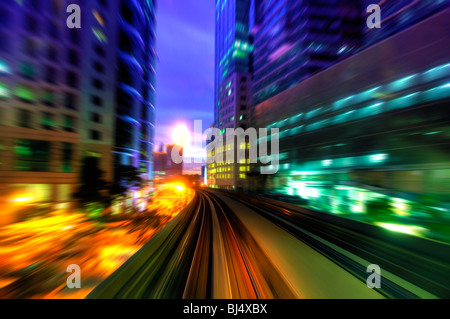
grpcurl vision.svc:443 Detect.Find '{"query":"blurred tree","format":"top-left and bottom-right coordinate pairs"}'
top-left (110, 165), bottom-right (143, 198)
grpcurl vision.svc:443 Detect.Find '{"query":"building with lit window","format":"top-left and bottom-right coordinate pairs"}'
top-left (209, 0), bottom-right (253, 190)
top-left (252, 8), bottom-right (450, 215)
top-left (78, 0), bottom-right (116, 184)
top-left (80, 0), bottom-right (156, 187)
top-left (0, 0), bottom-right (83, 224)
top-left (0, 0), bottom-right (157, 224)
top-left (112, 0), bottom-right (156, 187)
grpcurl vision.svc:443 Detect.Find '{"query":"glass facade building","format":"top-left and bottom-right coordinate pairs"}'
top-left (77, 0), bottom-right (157, 186)
top-left (214, 0), bottom-right (252, 127)
top-left (0, 0), bottom-right (157, 224)
top-left (210, 0), bottom-right (253, 190)
top-left (252, 0), bottom-right (363, 106)
top-left (113, 0), bottom-right (157, 185)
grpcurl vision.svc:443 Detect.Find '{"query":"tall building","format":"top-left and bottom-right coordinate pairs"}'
top-left (0, 0), bottom-right (83, 224)
top-left (80, 0), bottom-right (156, 187)
top-left (208, 0), bottom-right (253, 190)
top-left (252, 0), bottom-right (363, 106)
top-left (79, 0), bottom-right (157, 187)
top-left (214, 0), bottom-right (253, 128)
top-left (0, 0), bottom-right (157, 224)
top-left (79, 0), bottom-right (117, 184)
top-left (112, 0), bottom-right (157, 187)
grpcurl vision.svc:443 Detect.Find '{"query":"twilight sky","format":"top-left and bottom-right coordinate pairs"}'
top-left (154, 0), bottom-right (215, 159)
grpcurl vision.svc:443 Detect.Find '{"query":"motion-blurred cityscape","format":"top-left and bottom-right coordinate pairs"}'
top-left (0, 0), bottom-right (450, 299)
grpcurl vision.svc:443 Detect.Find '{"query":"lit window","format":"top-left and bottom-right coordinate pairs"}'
top-left (92, 27), bottom-right (108, 43)
top-left (15, 85), bottom-right (35, 102)
top-left (14, 139), bottom-right (51, 172)
top-left (41, 112), bottom-right (55, 130)
top-left (0, 82), bottom-right (11, 98)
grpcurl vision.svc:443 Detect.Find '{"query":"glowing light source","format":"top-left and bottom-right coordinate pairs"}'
top-left (370, 153), bottom-right (388, 163)
top-left (9, 197), bottom-right (33, 203)
top-left (375, 223), bottom-right (426, 236)
top-left (322, 159), bottom-right (333, 167)
top-left (174, 185), bottom-right (185, 192)
top-left (93, 10), bottom-right (105, 27)
top-left (392, 198), bottom-right (411, 217)
top-left (171, 124), bottom-right (191, 147)
top-left (338, 46), bottom-right (347, 54)
top-left (0, 59), bottom-right (11, 74)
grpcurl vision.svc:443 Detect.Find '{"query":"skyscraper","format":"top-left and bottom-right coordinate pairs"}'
top-left (214, 0), bottom-right (253, 128)
top-left (0, 0), bottom-right (157, 224)
top-left (79, 0), bottom-right (118, 184)
top-left (111, 0), bottom-right (157, 187)
top-left (209, 0), bottom-right (253, 190)
top-left (0, 0), bottom-right (83, 224)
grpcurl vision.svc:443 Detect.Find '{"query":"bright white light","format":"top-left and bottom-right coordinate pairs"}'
top-left (0, 60), bottom-right (10, 74)
top-left (322, 159), bottom-right (333, 167)
top-left (376, 222), bottom-right (426, 236)
top-left (370, 153), bottom-right (388, 163)
top-left (9, 197), bottom-right (33, 203)
top-left (171, 124), bottom-right (191, 147)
